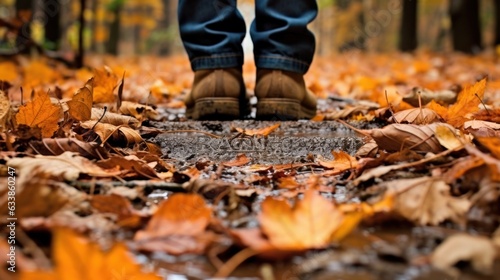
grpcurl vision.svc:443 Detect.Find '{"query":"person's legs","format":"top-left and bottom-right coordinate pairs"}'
top-left (178, 0), bottom-right (248, 119)
top-left (251, 0), bottom-right (318, 119)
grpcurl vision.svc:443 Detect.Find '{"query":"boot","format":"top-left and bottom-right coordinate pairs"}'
top-left (255, 69), bottom-right (317, 120)
top-left (185, 68), bottom-right (248, 120)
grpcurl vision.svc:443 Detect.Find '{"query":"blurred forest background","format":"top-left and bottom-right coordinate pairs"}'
top-left (0, 0), bottom-right (499, 63)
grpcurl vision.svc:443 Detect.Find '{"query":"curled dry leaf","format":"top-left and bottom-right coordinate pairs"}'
top-left (91, 107), bottom-right (140, 128)
top-left (235, 123), bottom-right (280, 136)
top-left (28, 138), bottom-right (109, 159)
top-left (16, 90), bottom-right (61, 138)
top-left (119, 101), bottom-right (160, 120)
top-left (389, 108), bottom-right (442, 124)
top-left (402, 87), bottom-right (457, 107)
top-left (67, 78), bottom-right (93, 121)
top-left (386, 177), bottom-right (470, 225)
top-left (20, 228), bottom-right (161, 280)
top-left (80, 121), bottom-right (143, 146)
top-left (369, 123), bottom-right (453, 153)
top-left (96, 155), bottom-right (159, 179)
top-left (431, 234), bottom-right (496, 277)
top-left (355, 139), bottom-right (378, 158)
top-left (7, 152), bottom-right (116, 184)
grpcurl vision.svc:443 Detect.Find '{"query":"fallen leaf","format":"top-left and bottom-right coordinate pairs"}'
top-left (96, 155), bottom-right (158, 178)
top-left (7, 152), bottom-right (117, 184)
top-left (67, 78), bottom-right (93, 121)
top-left (93, 67), bottom-right (118, 103)
top-left (135, 193), bottom-right (212, 240)
top-left (91, 107), bottom-right (140, 128)
top-left (317, 150), bottom-right (358, 171)
top-left (431, 234), bottom-right (496, 277)
top-left (27, 138), bottom-right (109, 159)
top-left (476, 137), bottom-right (500, 159)
top-left (402, 87), bottom-right (457, 107)
top-left (368, 123), bottom-right (451, 153)
top-left (223, 154), bottom-right (251, 167)
top-left (80, 121), bottom-right (143, 146)
top-left (20, 228), bottom-right (161, 280)
top-left (235, 123), bottom-right (280, 136)
top-left (90, 194), bottom-right (143, 227)
top-left (387, 177), bottom-right (470, 225)
top-left (0, 61), bottom-right (18, 83)
top-left (119, 101), bottom-right (160, 120)
top-left (434, 124), bottom-right (464, 150)
top-left (16, 90), bottom-right (61, 138)
top-left (446, 78), bottom-right (487, 127)
top-left (23, 60), bottom-right (59, 88)
top-left (132, 233), bottom-right (216, 255)
top-left (0, 90), bottom-right (11, 131)
top-left (259, 189), bottom-right (343, 250)
top-left (389, 108), bottom-right (442, 124)
top-left (464, 120), bottom-right (500, 130)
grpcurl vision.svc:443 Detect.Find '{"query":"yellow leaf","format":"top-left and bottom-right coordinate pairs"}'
top-left (16, 90), bottom-right (61, 138)
top-left (20, 228), bottom-right (161, 280)
top-left (67, 78), bottom-right (93, 121)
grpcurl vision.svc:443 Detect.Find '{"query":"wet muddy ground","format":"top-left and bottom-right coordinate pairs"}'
top-left (141, 119), bottom-right (499, 280)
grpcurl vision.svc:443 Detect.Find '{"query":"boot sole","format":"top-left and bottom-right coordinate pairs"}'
top-left (256, 98), bottom-right (316, 120)
top-left (186, 97), bottom-right (240, 120)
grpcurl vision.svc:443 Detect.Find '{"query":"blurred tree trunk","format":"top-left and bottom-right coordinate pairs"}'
top-left (157, 0), bottom-right (172, 55)
top-left (75, 0), bottom-right (85, 68)
top-left (449, 0), bottom-right (482, 53)
top-left (399, 0), bottom-right (418, 52)
top-left (15, 0), bottom-right (32, 52)
top-left (336, 0), bottom-right (365, 52)
top-left (106, 3), bottom-right (122, 55)
top-left (90, 0), bottom-right (98, 52)
top-left (43, 0), bottom-right (61, 50)
top-left (495, 0), bottom-right (500, 46)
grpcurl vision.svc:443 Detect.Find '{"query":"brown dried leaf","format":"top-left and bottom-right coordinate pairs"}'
top-left (96, 155), bottom-right (159, 179)
top-left (387, 177), bottom-right (470, 225)
top-left (369, 123), bottom-right (452, 153)
top-left (0, 90), bottom-right (11, 131)
top-left (431, 234), bottom-right (496, 277)
top-left (91, 107), bottom-right (140, 128)
top-left (80, 121), bottom-right (143, 145)
top-left (119, 101), bottom-right (160, 120)
top-left (90, 194), bottom-right (143, 227)
top-left (402, 87), bottom-right (457, 107)
top-left (318, 150), bottom-right (358, 171)
top-left (464, 120), bottom-right (500, 130)
top-left (28, 138), bottom-right (109, 159)
top-left (389, 108), bottom-right (442, 124)
top-left (67, 78), bottom-right (93, 121)
top-left (223, 153), bottom-right (251, 167)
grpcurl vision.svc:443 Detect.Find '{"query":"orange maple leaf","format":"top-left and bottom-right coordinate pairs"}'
top-left (135, 193), bottom-right (212, 240)
top-left (16, 90), bottom-right (61, 138)
top-left (93, 67), bottom-right (118, 103)
top-left (20, 228), bottom-right (161, 280)
top-left (317, 150), bottom-right (359, 171)
top-left (446, 78), bottom-right (487, 127)
top-left (258, 189), bottom-right (343, 250)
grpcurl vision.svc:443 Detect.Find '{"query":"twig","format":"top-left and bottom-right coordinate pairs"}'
top-left (68, 180), bottom-right (185, 191)
top-left (214, 248), bottom-right (259, 278)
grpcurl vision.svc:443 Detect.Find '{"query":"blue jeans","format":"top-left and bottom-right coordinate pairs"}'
top-left (178, 0), bottom-right (318, 74)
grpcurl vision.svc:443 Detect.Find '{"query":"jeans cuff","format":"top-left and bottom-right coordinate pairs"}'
top-left (190, 53), bottom-right (244, 71)
top-left (254, 55), bottom-right (311, 74)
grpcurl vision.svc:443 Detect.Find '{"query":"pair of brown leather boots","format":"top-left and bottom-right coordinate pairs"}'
top-left (185, 68), bottom-right (317, 120)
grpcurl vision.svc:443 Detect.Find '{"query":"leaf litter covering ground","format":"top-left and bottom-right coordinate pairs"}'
top-left (1, 52), bottom-right (500, 279)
